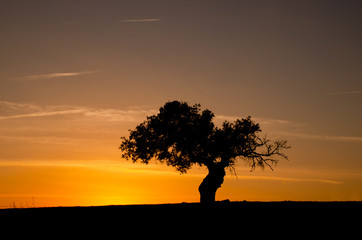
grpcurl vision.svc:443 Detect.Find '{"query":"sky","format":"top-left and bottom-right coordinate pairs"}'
top-left (0, 0), bottom-right (361, 208)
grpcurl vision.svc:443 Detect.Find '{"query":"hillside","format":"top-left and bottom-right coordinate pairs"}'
top-left (1, 201), bottom-right (361, 235)
top-left (2, 201), bottom-right (361, 218)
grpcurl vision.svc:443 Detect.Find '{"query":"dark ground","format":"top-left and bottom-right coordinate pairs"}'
top-left (1, 201), bottom-right (361, 235)
top-left (1, 201), bottom-right (361, 218)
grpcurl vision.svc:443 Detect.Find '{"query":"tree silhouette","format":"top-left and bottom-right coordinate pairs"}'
top-left (120, 101), bottom-right (290, 205)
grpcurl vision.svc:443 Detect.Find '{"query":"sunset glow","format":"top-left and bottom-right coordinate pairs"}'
top-left (1, 1), bottom-right (361, 208)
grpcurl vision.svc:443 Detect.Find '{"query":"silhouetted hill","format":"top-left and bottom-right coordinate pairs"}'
top-left (1, 201), bottom-right (361, 218)
top-left (1, 201), bottom-right (361, 234)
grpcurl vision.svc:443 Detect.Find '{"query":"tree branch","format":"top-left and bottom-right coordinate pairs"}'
top-left (246, 139), bottom-right (290, 171)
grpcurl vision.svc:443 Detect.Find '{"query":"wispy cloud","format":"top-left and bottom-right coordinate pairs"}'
top-left (84, 108), bottom-right (156, 122)
top-left (18, 71), bottom-right (96, 81)
top-left (0, 135), bottom-right (79, 145)
top-left (120, 18), bottom-right (160, 23)
top-left (0, 101), bottom-right (155, 122)
top-left (323, 90), bottom-right (362, 96)
top-left (215, 114), bottom-right (362, 143)
top-left (0, 101), bottom-right (40, 111)
top-left (1, 102), bottom-right (361, 142)
top-left (226, 175), bottom-right (343, 184)
top-left (1, 158), bottom-right (340, 185)
top-left (279, 131), bottom-right (362, 142)
top-left (0, 101), bottom-right (157, 147)
top-left (215, 115), bottom-right (294, 127)
top-left (0, 109), bottom-right (87, 120)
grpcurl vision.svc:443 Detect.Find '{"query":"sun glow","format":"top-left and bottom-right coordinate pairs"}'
top-left (1, 158), bottom-right (359, 208)
top-left (0, 160), bottom-right (203, 208)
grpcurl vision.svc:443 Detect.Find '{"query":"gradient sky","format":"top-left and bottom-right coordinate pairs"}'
top-left (1, 0), bottom-right (361, 207)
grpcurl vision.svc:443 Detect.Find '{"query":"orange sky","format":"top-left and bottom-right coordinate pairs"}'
top-left (0, 0), bottom-right (361, 208)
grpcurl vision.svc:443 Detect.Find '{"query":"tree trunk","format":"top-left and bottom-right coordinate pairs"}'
top-left (198, 164), bottom-right (226, 205)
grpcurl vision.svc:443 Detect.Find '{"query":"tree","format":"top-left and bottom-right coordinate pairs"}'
top-left (120, 101), bottom-right (290, 205)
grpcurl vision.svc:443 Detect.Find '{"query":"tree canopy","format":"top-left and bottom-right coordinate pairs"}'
top-left (120, 101), bottom-right (289, 173)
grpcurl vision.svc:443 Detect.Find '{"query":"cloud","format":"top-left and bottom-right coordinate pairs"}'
top-left (214, 115), bottom-right (301, 133)
top-left (279, 131), bottom-right (362, 142)
top-left (2, 102), bottom-right (360, 142)
top-left (0, 101), bottom-right (88, 120)
top-left (120, 18), bottom-right (160, 23)
top-left (215, 115), bottom-right (294, 126)
top-left (226, 175), bottom-right (343, 184)
top-left (0, 109), bottom-right (87, 120)
top-left (0, 159), bottom-right (342, 185)
top-left (0, 101), bottom-right (40, 111)
top-left (0, 101), bottom-right (157, 147)
top-left (324, 90), bottom-right (362, 96)
top-left (0, 101), bottom-right (155, 122)
top-left (18, 71), bottom-right (96, 81)
top-left (214, 114), bottom-right (362, 143)
top-left (0, 135), bottom-right (79, 145)
top-left (83, 108), bottom-right (156, 122)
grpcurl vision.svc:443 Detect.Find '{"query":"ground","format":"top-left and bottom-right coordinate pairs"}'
top-left (1, 201), bottom-right (361, 218)
top-left (1, 201), bottom-right (361, 236)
